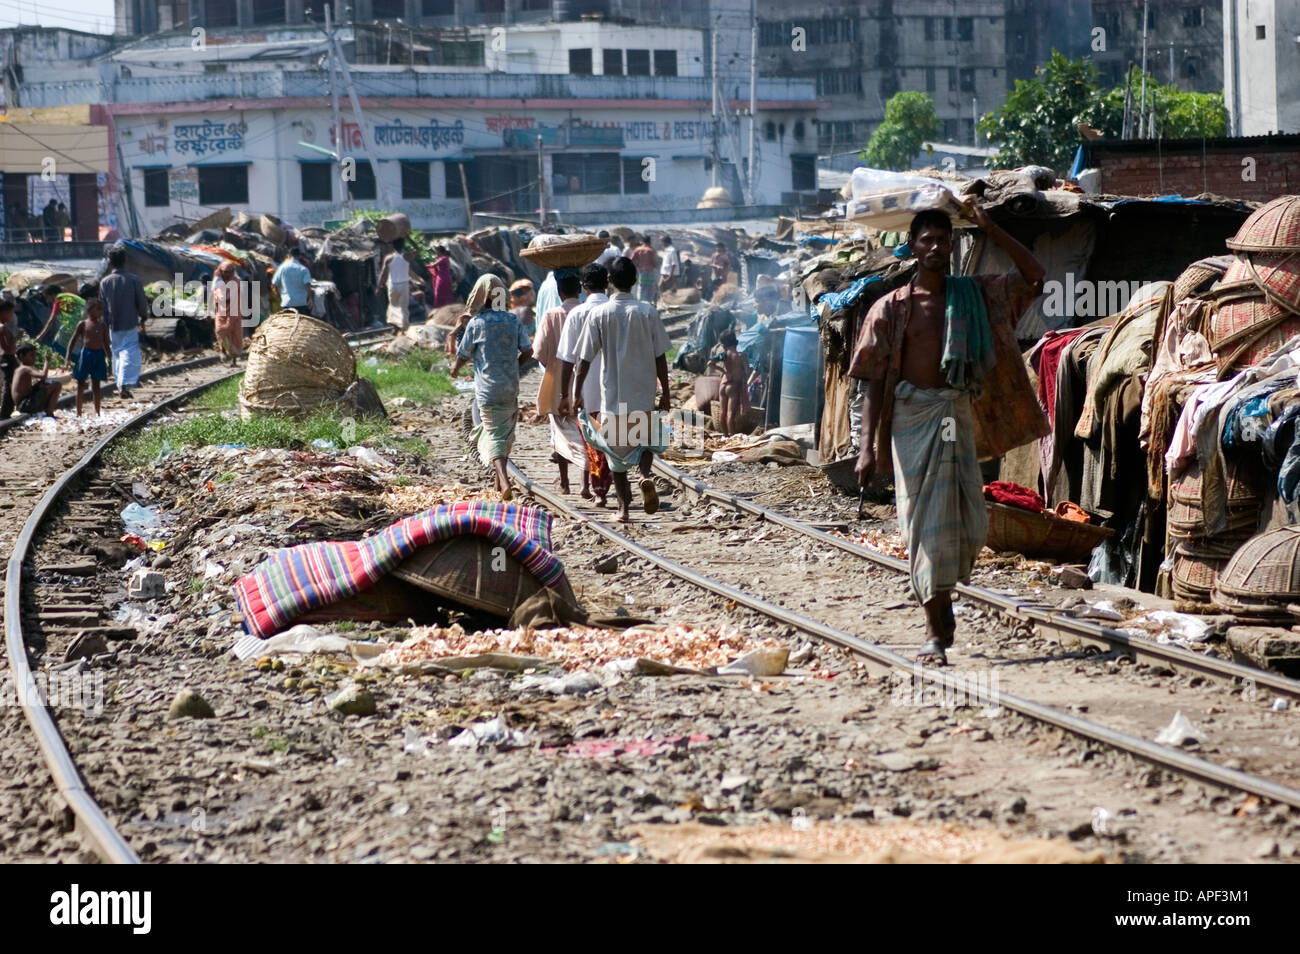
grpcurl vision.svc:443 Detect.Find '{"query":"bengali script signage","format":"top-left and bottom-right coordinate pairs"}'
top-left (173, 120), bottom-right (247, 158)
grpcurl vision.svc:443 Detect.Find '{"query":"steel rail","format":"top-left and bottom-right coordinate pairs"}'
top-left (653, 458), bottom-right (1300, 702)
top-left (4, 326), bottom-right (393, 864)
top-left (510, 460), bottom-right (1300, 810)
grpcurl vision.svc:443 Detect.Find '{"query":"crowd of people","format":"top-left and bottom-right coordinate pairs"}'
top-left (6, 200), bottom-right (73, 243)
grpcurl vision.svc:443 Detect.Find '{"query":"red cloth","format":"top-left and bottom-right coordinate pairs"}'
top-left (984, 480), bottom-right (1045, 512)
top-left (1035, 328), bottom-right (1088, 424)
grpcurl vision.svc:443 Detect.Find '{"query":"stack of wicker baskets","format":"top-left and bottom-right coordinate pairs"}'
top-left (1208, 196), bottom-right (1300, 375)
top-left (519, 233), bottom-right (607, 270)
top-left (1212, 525), bottom-right (1300, 618)
top-left (1167, 460), bottom-right (1264, 601)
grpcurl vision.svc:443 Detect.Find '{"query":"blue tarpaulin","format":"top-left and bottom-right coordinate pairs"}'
top-left (818, 274), bottom-right (883, 312)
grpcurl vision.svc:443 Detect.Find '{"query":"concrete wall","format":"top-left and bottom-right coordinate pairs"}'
top-left (479, 22), bottom-right (706, 77)
top-left (1225, 0), bottom-right (1300, 135)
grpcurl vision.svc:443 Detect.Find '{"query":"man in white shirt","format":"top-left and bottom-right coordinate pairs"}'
top-left (595, 231), bottom-right (624, 270)
top-left (557, 263), bottom-right (612, 504)
top-left (658, 235), bottom-right (681, 300)
top-left (574, 256), bottom-right (671, 523)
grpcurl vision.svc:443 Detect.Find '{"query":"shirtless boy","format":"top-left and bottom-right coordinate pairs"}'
top-left (708, 330), bottom-right (750, 435)
top-left (67, 298), bottom-right (110, 416)
top-left (11, 343), bottom-right (68, 418)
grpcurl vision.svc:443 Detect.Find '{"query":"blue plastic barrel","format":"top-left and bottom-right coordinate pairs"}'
top-left (778, 325), bottom-right (820, 427)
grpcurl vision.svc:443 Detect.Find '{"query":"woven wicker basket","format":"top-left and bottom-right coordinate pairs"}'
top-left (984, 501), bottom-right (1113, 562)
top-left (1226, 195), bottom-right (1300, 253)
top-left (391, 536), bottom-right (578, 618)
top-left (1172, 548), bottom-right (1226, 602)
top-left (1213, 526), bottom-right (1300, 600)
top-left (519, 234), bottom-right (606, 270)
top-left (1243, 251), bottom-right (1300, 315)
top-left (238, 310), bottom-right (356, 420)
top-left (1210, 294), bottom-right (1300, 372)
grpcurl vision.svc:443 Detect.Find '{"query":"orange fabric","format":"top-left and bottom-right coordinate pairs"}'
top-left (1054, 501), bottom-right (1091, 524)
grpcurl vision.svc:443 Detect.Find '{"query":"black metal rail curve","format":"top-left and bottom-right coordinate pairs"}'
top-left (509, 459), bottom-right (1300, 812)
top-left (4, 327), bottom-right (393, 864)
top-left (652, 458), bottom-right (1300, 703)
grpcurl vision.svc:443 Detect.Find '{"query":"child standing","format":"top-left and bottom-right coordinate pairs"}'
top-left (709, 330), bottom-right (752, 435)
top-left (67, 298), bottom-right (110, 416)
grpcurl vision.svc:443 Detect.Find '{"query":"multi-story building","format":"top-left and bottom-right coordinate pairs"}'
top-left (1, 20), bottom-right (822, 241)
top-left (754, 1), bottom-right (1091, 160)
top-left (1223, 0), bottom-right (1300, 135)
top-left (1089, 0), bottom-right (1223, 91)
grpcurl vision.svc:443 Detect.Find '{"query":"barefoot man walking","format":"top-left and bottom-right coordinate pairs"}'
top-left (851, 201), bottom-right (1046, 665)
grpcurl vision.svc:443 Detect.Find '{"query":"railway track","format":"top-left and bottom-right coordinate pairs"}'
top-left (506, 449), bottom-right (1300, 815)
top-left (1, 327), bottom-right (391, 864)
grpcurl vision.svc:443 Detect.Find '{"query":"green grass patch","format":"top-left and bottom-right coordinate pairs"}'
top-left (357, 348), bottom-right (455, 406)
top-left (191, 375), bottom-right (242, 411)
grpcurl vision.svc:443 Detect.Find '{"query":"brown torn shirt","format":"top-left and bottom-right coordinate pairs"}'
top-left (848, 272), bottom-right (1050, 473)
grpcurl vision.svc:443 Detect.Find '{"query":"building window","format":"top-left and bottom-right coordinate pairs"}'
top-left (925, 67), bottom-right (935, 91)
top-left (627, 49), bottom-right (650, 76)
top-left (445, 161), bottom-right (464, 198)
top-left (347, 161), bottom-right (376, 201)
top-left (300, 163), bottom-right (332, 202)
top-left (957, 17), bottom-right (972, 41)
top-left (764, 121), bottom-right (776, 141)
top-left (1183, 58), bottom-right (1199, 79)
top-left (653, 49), bottom-right (677, 76)
top-left (959, 68), bottom-right (975, 92)
top-left (1184, 6), bottom-right (1203, 28)
top-left (552, 152), bottom-right (621, 194)
top-left (793, 120), bottom-right (805, 139)
top-left (622, 157), bottom-right (650, 195)
top-left (791, 154), bottom-right (815, 192)
top-left (924, 18), bottom-right (936, 41)
top-left (400, 161), bottom-right (431, 200)
top-left (1013, 31), bottom-right (1026, 54)
top-left (197, 165), bottom-right (248, 206)
top-left (423, 0), bottom-right (454, 14)
top-left (569, 48), bottom-right (593, 74)
top-left (879, 72), bottom-right (898, 99)
top-left (943, 119), bottom-right (958, 141)
top-left (817, 69), bottom-right (863, 96)
top-left (948, 67), bottom-right (956, 91)
top-left (962, 118), bottom-right (974, 143)
top-left (1256, 25), bottom-right (1267, 40)
top-left (251, 0), bottom-right (286, 25)
top-left (602, 48), bottom-right (623, 75)
top-left (143, 168), bottom-right (170, 207)
top-left (205, 0), bottom-right (237, 27)
top-left (372, 0), bottom-right (404, 18)
top-left (943, 16), bottom-right (953, 40)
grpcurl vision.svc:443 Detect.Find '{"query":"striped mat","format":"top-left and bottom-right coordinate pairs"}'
top-left (233, 501), bottom-right (565, 639)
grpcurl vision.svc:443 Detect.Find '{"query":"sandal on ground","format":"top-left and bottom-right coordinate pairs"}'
top-left (917, 639), bottom-right (948, 666)
top-left (639, 477), bottom-right (659, 514)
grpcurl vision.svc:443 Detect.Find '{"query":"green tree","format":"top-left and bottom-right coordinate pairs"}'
top-left (979, 53), bottom-right (1229, 174)
top-left (862, 91), bottom-right (942, 171)
top-left (977, 50), bottom-right (1101, 173)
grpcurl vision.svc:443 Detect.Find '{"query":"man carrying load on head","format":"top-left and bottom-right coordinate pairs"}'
top-left (851, 200), bottom-right (1046, 666)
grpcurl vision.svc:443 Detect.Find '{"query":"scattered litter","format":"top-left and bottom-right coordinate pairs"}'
top-left (717, 647), bottom-right (789, 676)
top-left (310, 438), bottom-right (337, 451)
top-left (232, 624), bottom-right (355, 661)
top-left (1273, 698), bottom-right (1290, 712)
top-left (327, 684), bottom-right (376, 717)
top-left (1154, 711), bottom-right (1204, 747)
top-left (1119, 610), bottom-right (1211, 644)
top-left (373, 621), bottom-right (770, 672)
top-left (347, 445), bottom-right (392, 470)
top-left (447, 717), bottom-right (527, 750)
top-left (541, 733), bottom-right (711, 759)
top-left (127, 568), bottom-right (165, 600)
top-left (113, 604), bottom-right (177, 637)
top-left (711, 450), bottom-right (739, 463)
top-left (1067, 600), bottom-right (1126, 622)
top-left (403, 727), bottom-right (438, 757)
top-left (381, 483), bottom-right (492, 513)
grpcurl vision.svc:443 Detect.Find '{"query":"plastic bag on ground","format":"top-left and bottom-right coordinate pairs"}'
top-left (121, 503), bottom-right (163, 536)
top-left (447, 717), bottom-right (528, 750)
top-left (1154, 711), bottom-right (1204, 747)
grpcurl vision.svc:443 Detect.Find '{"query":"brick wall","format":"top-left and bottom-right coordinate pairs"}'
top-left (1095, 145), bottom-right (1300, 202)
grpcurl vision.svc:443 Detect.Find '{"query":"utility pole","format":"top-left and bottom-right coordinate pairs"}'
top-left (710, 23), bottom-right (720, 189)
top-left (1138, 0), bottom-right (1149, 138)
top-left (971, 97), bottom-right (977, 146)
top-left (326, 23), bottom-right (395, 208)
top-left (746, 0), bottom-right (758, 206)
top-left (325, 5), bottom-right (346, 211)
top-left (536, 133), bottom-right (546, 228)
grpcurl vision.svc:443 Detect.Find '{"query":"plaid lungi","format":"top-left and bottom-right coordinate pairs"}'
top-left (891, 380), bottom-right (987, 604)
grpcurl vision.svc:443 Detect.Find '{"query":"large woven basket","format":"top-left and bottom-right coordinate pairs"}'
top-left (1172, 546), bottom-right (1228, 602)
top-left (1213, 526), bottom-right (1300, 601)
top-left (391, 535), bottom-right (578, 618)
top-left (1226, 195), bottom-right (1300, 253)
top-left (1210, 294), bottom-right (1300, 372)
top-left (519, 234), bottom-right (606, 270)
top-left (984, 502), bottom-right (1113, 562)
top-left (1243, 251), bottom-right (1300, 315)
top-left (1173, 256), bottom-right (1232, 303)
top-left (239, 310), bottom-right (356, 419)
